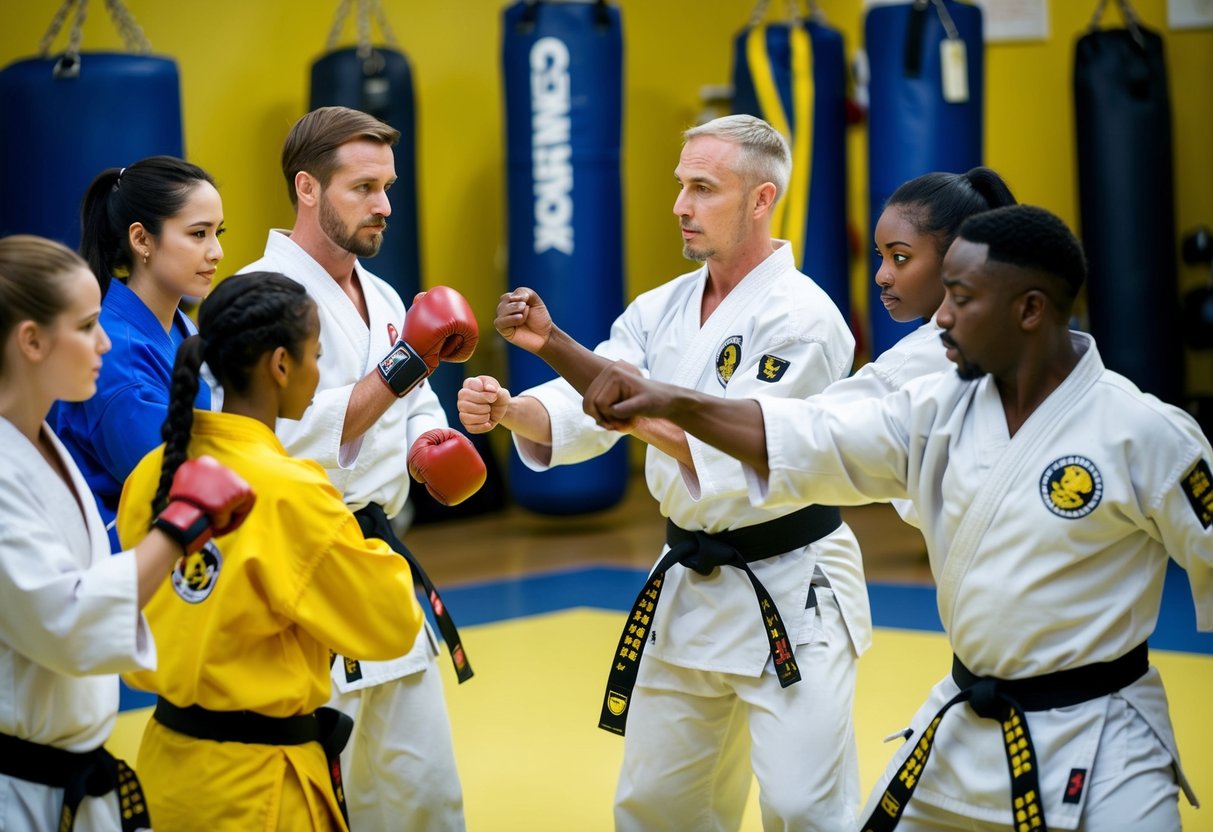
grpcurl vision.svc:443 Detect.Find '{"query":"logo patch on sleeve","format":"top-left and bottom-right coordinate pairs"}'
top-left (757, 354), bottom-right (790, 383)
top-left (1039, 456), bottom-right (1103, 519)
top-left (1181, 458), bottom-right (1213, 529)
top-left (1062, 768), bottom-right (1087, 804)
top-left (715, 336), bottom-right (743, 387)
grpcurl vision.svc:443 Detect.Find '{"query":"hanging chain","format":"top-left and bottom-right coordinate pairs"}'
top-left (37, 0), bottom-right (151, 60)
top-left (324, 0), bottom-right (399, 55)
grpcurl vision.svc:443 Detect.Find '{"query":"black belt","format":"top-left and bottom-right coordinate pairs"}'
top-left (0, 731), bottom-right (150, 831)
top-left (598, 504), bottom-right (842, 736)
top-left (861, 642), bottom-right (1150, 832)
top-left (153, 698), bottom-right (353, 826)
top-left (352, 503), bottom-right (474, 684)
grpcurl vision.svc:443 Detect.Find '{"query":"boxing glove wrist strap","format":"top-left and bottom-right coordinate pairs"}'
top-left (153, 502), bottom-right (211, 554)
top-left (377, 339), bottom-right (428, 398)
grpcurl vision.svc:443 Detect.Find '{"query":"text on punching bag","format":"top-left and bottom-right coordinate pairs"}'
top-left (530, 37), bottom-right (574, 255)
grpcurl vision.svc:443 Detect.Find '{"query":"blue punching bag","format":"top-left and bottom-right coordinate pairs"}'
top-left (1074, 8), bottom-right (1182, 404)
top-left (731, 4), bottom-right (850, 325)
top-left (865, 0), bottom-right (983, 357)
top-left (0, 3), bottom-right (182, 248)
top-left (309, 5), bottom-right (421, 305)
top-left (502, 0), bottom-right (628, 515)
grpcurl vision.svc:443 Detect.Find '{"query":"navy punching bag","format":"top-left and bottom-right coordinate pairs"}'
top-left (1074, 0), bottom-right (1182, 404)
top-left (731, 0), bottom-right (850, 325)
top-left (309, 0), bottom-right (421, 305)
top-left (502, 0), bottom-right (628, 514)
top-left (865, 0), bottom-right (983, 357)
top-left (0, 0), bottom-right (183, 248)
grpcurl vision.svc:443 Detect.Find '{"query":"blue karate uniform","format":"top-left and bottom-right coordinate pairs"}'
top-left (55, 280), bottom-right (211, 551)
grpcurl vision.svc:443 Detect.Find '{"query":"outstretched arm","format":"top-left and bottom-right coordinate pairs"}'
top-left (496, 287), bottom-right (611, 394)
top-left (583, 361), bottom-right (770, 477)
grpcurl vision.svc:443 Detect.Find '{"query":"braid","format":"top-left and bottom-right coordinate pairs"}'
top-left (148, 271), bottom-right (313, 518)
top-left (152, 336), bottom-right (204, 516)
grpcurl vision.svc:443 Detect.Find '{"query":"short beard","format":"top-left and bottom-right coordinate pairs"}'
top-left (955, 362), bottom-right (987, 382)
top-left (320, 193), bottom-right (384, 257)
top-left (682, 242), bottom-right (711, 262)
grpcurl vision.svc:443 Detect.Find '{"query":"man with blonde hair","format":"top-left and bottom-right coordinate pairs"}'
top-left (460, 115), bottom-right (870, 830)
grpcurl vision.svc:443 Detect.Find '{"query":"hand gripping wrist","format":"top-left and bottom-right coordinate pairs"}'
top-left (377, 339), bottom-right (429, 398)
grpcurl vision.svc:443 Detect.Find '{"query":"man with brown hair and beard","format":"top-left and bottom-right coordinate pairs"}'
top-left (241, 106), bottom-right (483, 831)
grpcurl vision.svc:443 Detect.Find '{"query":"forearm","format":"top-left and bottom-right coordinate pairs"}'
top-left (664, 395), bottom-right (769, 477)
top-left (342, 371), bottom-right (399, 445)
top-left (500, 395), bottom-right (553, 446)
top-left (629, 416), bottom-right (692, 468)
top-left (133, 530), bottom-right (184, 607)
top-left (536, 327), bottom-right (614, 395)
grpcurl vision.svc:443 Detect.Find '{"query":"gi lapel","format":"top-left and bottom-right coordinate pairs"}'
top-left (936, 337), bottom-right (1104, 631)
top-left (669, 246), bottom-right (786, 390)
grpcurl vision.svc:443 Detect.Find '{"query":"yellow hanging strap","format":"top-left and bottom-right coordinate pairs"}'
top-left (744, 22), bottom-right (814, 261)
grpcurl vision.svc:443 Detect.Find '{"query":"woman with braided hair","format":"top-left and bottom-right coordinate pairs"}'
top-left (56, 155), bottom-right (225, 550)
top-left (0, 234), bottom-right (254, 832)
top-left (116, 271), bottom-right (424, 831)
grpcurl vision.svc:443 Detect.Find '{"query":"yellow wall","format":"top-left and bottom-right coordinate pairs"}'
top-left (2, 0), bottom-right (1210, 392)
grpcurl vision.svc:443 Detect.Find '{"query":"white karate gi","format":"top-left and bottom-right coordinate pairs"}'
top-left (821, 316), bottom-right (950, 527)
top-left (0, 418), bottom-right (155, 831)
top-left (745, 332), bottom-right (1211, 830)
top-left (242, 231), bottom-right (464, 831)
top-left (515, 241), bottom-right (872, 831)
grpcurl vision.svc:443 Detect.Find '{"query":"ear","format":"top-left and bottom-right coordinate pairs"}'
top-left (1019, 289), bottom-right (1049, 331)
top-left (13, 320), bottom-right (48, 362)
top-left (295, 172), bottom-right (320, 209)
top-left (752, 182), bottom-right (778, 220)
top-left (269, 345), bottom-right (291, 388)
top-left (128, 222), bottom-right (150, 254)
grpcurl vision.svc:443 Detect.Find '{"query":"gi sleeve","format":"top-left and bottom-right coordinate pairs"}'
top-left (1143, 419), bottom-right (1213, 631)
top-left (288, 513), bottom-right (424, 662)
top-left (0, 487), bottom-right (151, 675)
top-left (745, 390), bottom-right (916, 510)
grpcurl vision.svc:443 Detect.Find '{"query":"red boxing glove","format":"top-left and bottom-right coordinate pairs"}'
top-left (408, 428), bottom-right (487, 506)
top-left (402, 286), bottom-right (479, 373)
top-left (153, 456), bottom-right (257, 554)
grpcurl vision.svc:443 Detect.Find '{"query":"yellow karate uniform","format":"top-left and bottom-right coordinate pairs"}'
top-left (118, 411), bottom-right (422, 831)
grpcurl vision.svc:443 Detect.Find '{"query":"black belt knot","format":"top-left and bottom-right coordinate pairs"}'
top-left (670, 531), bottom-right (739, 576)
top-left (861, 642), bottom-right (1150, 832)
top-left (0, 731), bottom-right (150, 831)
top-left (598, 504), bottom-right (843, 736)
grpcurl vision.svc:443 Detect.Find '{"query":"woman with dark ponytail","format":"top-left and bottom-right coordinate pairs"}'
top-left (821, 167), bottom-right (1016, 524)
top-left (57, 156), bottom-right (224, 549)
top-left (833, 166), bottom-right (1017, 399)
top-left (0, 235), bottom-right (254, 832)
top-left (116, 272), bottom-right (424, 831)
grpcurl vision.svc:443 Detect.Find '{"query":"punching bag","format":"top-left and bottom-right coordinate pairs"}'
top-left (731, 2), bottom-right (850, 324)
top-left (309, 3), bottom-right (421, 305)
top-left (865, 0), bottom-right (983, 357)
top-left (1074, 1), bottom-right (1182, 403)
top-left (502, 0), bottom-right (628, 515)
top-left (0, 1), bottom-right (183, 249)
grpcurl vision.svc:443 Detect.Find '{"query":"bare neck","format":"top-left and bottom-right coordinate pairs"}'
top-left (288, 224), bottom-right (359, 287)
top-left (701, 236), bottom-right (776, 323)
